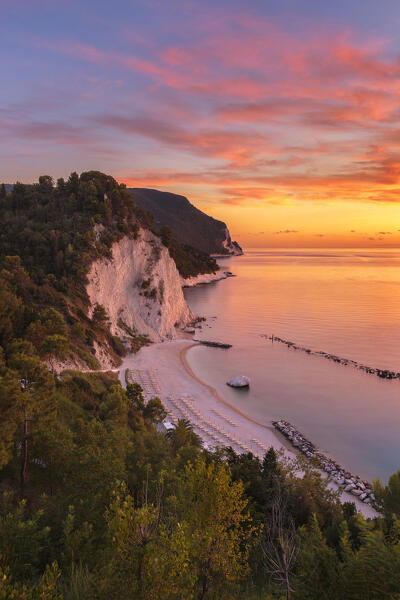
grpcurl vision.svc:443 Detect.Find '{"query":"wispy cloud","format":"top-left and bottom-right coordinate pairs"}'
top-left (5, 2), bottom-right (400, 217)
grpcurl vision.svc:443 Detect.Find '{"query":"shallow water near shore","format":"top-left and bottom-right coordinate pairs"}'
top-left (183, 248), bottom-right (400, 483)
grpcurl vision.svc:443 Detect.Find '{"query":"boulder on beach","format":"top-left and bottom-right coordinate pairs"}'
top-left (226, 375), bottom-right (250, 388)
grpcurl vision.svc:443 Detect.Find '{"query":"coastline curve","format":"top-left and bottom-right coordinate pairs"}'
top-left (180, 342), bottom-right (293, 450)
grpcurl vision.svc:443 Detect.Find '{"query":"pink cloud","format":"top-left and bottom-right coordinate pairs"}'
top-left (95, 113), bottom-right (274, 165)
top-left (20, 14), bottom-right (400, 208)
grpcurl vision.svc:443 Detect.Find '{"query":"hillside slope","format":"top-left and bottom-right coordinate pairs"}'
top-left (0, 172), bottom-right (194, 370)
top-left (130, 188), bottom-right (243, 256)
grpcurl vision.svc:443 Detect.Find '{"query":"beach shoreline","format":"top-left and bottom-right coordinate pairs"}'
top-left (179, 343), bottom-right (295, 452)
top-left (119, 339), bottom-right (292, 454)
top-left (119, 337), bottom-right (378, 518)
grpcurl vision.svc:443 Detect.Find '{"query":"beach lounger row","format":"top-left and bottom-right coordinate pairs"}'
top-left (164, 395), bottom-right (266, 458)
top-left (211, 408), bottom-right (238, 427)
top-left (126, 368), bottom-right (162, 399)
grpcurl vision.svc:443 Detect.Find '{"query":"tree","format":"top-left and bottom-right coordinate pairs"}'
top-left (338, 515), bottom-right (400, 599)
top-left (106, 459), bottom-right (256, 600)
top-left (160, 225), bottom-right (173, 249)
top-left (176, 458), bottom-right (257, 599)
top-left (143, 397), bottom-right (167, 424)
top-left (41, 308), bottom-right (68, 337)
top-left (99, 384), bottom-right (129, 428)
top-left (295, 514), bottom-right (340, 599)
top-left (0, 367), bottom-right (21, 469)
top-left (56, 177), bottom-right (65, 191)
top-left (0, 561), bottom-right (62, 599)
top-left (0, 183), bottom-right (6, 199)
top-left (261, 483), bottom-right (297, 600)
top-left (40, 334), bottom-right (70, 373)
top-left (38, 175), bottom-right (54, 193)
top-left (92, 303), bottom-right (109, 324)
top-left (80, 180), bottom-right (98, 210)
top-left (0, 492), bottom-right (51, 581)
top-left (166, 419), bottom-right (202, 454)
top-left (126, 382), bottom-right (145, 412)
top-left (7, 353), bottom-right (55, 494)
top-left (67, 171), bottom-right (79, 195)
top-left (30, 562), bottom-right (62, 600)
top-left (27, 308), bottom-right (68, 352)
top-left (105, 482), bottom-right (168, 600)
top-left (379, 470), bottom-right (400, 518)
top-left (0, 279), bottom-right (21, 346)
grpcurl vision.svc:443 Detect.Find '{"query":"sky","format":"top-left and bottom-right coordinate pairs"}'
top-left (2, 0), bottom-right (400, 247)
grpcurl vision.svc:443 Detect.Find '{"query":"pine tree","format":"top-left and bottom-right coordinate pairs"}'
top-left (0, 366), bottom-right (21, 469)
top-left (295, 514), bottom-right (340, 599)
top-left (7, 352), bottom-right (56, 494)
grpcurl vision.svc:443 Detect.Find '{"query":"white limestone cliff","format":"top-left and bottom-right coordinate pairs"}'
top-left (86, 229), bottom-right (194, 354)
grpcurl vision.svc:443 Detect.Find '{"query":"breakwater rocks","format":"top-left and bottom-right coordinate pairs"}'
top-left (197, 340), bottom-right (232, 349)
top-left (272, 419), bottom-right (375, 506)
top-left (262, 335), bottom-right (400, 381)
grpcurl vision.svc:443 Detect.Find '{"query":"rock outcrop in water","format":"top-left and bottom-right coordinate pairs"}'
top-left (182, 271), bottom-right (235, 287)
top-left (263, 335), bottom-right (400, 381)
top-left (227, 375), bottom-right (250, 388)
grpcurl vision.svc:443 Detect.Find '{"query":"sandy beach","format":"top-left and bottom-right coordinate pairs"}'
top-left (119, 338), bottom-right (378, 518)
top-left (120, 338), bottom-right (288, 455)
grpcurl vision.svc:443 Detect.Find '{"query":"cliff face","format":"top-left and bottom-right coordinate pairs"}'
top-left (86, 228), bottom-right (194, 350)
top-left (217, 227), bottom-right (243, 257)
top-left (130, 188), bottom-right (243, 256)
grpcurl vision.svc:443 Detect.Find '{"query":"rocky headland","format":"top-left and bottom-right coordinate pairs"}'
top-left (131, 187), bottom-right (243, 256)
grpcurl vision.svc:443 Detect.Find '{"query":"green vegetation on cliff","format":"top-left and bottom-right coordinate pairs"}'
top-left (0, 172), bottom-right (217, 369)
top-left (1, 172), bottom-right (215, 290)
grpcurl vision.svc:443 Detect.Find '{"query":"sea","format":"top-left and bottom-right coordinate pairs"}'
top-left (183, 248), bottom-right (400, 484)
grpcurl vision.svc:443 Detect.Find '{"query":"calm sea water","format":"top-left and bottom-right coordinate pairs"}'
top-left (183, 249), bottom-right (400, 483)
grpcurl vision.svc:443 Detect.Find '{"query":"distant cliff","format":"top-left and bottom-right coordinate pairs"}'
top-left (130, 188), bottom-right (243, 256)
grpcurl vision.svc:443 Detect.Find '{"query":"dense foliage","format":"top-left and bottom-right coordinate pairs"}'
top-left (1, 173), bottom-right (400, 599)
top-left (0, 173), bottom-right (217, 370)
top-left (0, 172), bottom-right (216, 290)
top-left (1, 344), bottom-right (400, 599)
top-left (159, 225), bottom-right (218, 278)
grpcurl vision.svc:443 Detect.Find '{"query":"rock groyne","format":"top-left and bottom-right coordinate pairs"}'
top-left (197, 340), bottom-right (232, 349)
top-left (263, 335), bottom-right (400, 381)
top-left (272, 419), bottom-right (376, 506)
